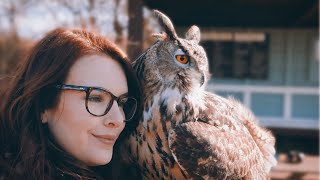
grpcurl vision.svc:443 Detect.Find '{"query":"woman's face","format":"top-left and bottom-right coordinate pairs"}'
top-left (42, 54), bottom-right (127, 166)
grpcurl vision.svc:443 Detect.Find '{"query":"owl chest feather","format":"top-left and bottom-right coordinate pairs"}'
top-left (133, 88), bottom-right (198, 179)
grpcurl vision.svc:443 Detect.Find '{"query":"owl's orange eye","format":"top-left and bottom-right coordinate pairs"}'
top-left (175, 55), bottom-right (189, 64)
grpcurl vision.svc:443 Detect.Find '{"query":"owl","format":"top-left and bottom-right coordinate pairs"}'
top-left (121, 10), bottom-right (277, 180)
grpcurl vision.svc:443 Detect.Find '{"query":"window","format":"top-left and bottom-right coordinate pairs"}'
top-left (201, 32), bottom-right (269, 79)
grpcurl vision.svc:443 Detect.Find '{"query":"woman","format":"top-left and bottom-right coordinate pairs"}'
top-left (0, 28), bottom-right (142, 179)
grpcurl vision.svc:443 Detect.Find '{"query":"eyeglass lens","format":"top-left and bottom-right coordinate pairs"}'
top-left (87, 89), bottom-right (137, 121)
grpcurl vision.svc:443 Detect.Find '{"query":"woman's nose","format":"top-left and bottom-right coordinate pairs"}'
top-left (103, 101), bottom-right (125, 128)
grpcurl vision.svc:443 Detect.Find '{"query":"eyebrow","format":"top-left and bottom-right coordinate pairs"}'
top-left (93, 86), bottom-right (128, 97)
top-left (118, 92), bottom-right (129, 98)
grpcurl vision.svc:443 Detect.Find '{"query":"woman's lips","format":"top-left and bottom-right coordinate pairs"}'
top-left (93, 134), bottom-right (117, 146)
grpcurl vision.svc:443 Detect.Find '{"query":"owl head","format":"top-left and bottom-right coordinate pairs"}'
top-left (134, 10), bottom-right (209, 93)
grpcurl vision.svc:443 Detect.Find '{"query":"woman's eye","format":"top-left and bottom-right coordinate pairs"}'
top-left (88, 96), bottom-right (102, 102)
top-left (175, 55), bottom-right (189, 64)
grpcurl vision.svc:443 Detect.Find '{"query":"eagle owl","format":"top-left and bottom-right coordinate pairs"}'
top-left (121, 10), bottom-right (277, 180)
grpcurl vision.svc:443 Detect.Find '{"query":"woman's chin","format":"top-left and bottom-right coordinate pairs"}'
top-left (86, 150), bottom-right (113, 166)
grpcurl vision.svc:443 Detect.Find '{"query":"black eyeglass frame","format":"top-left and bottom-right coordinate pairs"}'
top-left (55, 84), bottom-right (137, 122)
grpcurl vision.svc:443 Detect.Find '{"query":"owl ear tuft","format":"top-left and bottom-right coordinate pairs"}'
top-left (152, 32), bottom-right (169, 41)
top-left (185, 25), bottom-right (201, 44)
top-left (153, 10), bottom-right (177, 40)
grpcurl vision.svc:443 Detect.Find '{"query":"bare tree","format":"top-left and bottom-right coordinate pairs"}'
top-left (127, 0), bottom-right (143, 60)
top-left (59, 0), bottom-right (86, 28)
top-left (113, 0), bottom-right (125, 48)
top-left (41, 0), bottom-right (67, 27)
top-left (86, 0), bottom-right (105, 32)
top-left (0, 0), bottom-right (34, 38)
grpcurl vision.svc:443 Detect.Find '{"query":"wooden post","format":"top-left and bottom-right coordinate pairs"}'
top-left (127, 0), bottom-right (143, 61)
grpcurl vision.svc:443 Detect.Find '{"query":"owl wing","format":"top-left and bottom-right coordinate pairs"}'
top-left (168, 121), bottom-right (264, 179)
top-left (168, 93), bottom-right (275, 179)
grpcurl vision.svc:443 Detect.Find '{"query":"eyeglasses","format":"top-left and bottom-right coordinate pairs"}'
top-left (55, 84), bottom-right (137, 122)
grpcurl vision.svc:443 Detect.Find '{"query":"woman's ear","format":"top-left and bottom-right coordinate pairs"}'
top-left (41, 110), bottom-right (50, 124)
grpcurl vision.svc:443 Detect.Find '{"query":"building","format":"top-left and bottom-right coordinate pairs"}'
top-left (129, 0), bottom-right (319, 154)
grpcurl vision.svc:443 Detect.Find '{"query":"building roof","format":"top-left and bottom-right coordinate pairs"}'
top-left (144, 0), bottom-right (318, 27)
